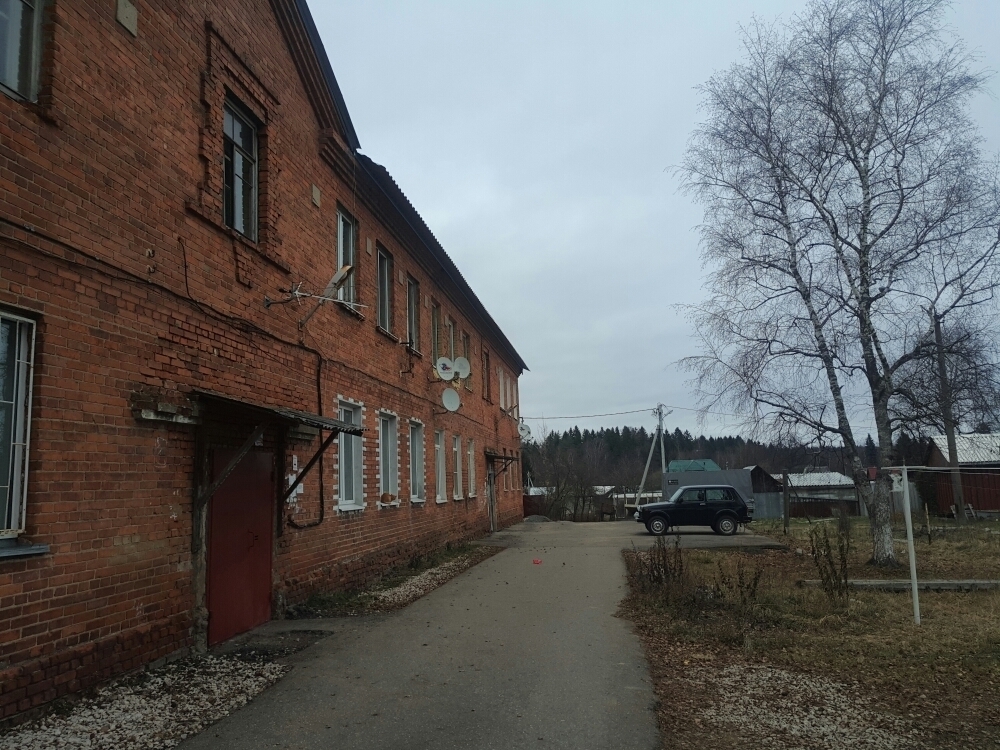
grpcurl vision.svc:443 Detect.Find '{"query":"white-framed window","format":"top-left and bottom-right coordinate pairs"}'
top-left (446, 317), bottom-right (455, 360)
top-left (467, 439), bottom-right (476, 497)
top-left (434, 430), bottom-right (446, 502)
top-left (0, 0), bottom-right (45, 102)
top-left (452, 435), bottom-right (463, 499)
top-left (223, 101), bottom-right (258, 241)
top-left (461, 332), bottom-right (472, 391)
top-left (338, 402), bottom-right (363, 508)
top-left (337, 211), bottom-right (356, 303)
top-left (406, 276), bottom-right (420, 351)
top-left (378, 413), bottom-right (398, 498)
top-left (431, 302), bottom-right (441, 362)
top-left (409, 421), bottom-right (424, 501)
top-left (0, 312), bottom-right (34, 536)
top-left (498, 368), bottom-right (506, 411)
top-left (376, 247), bottom-right (392, 332)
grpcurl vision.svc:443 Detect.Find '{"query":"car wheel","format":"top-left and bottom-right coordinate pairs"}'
top-left (716, 515), bottom-right (737, 536)
top-left (648, 516), bottom-right (668, 536)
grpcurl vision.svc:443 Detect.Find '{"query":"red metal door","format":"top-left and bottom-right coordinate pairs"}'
top-left (207, 449), bottom-right (274, 645)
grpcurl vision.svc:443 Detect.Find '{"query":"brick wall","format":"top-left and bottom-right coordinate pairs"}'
top-left (0, 0), bottom-right (524, 719)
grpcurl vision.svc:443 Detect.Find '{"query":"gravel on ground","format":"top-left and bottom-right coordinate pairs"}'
top-left (0, 655), bottom-right (286, 750)
top-left (685, 663), bottom-right (918, 750)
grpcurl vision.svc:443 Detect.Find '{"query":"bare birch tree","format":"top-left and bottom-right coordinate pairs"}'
top-left (680, 0), bottom-right (1000, 564)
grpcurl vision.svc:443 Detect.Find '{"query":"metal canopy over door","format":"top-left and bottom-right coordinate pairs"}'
top-left (207, 449), bottom-right (274, 645)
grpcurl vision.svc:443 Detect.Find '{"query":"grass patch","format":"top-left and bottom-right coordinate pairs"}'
top-left (622, 527), bottom-right (1000, 749)
top-left (289, 543), bottom-right (504, 617)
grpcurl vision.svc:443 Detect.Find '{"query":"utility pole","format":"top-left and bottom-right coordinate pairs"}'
top-left (932, 311), bottom-right (967, 523)
top-left (635, 404), bottom-right (673, 512)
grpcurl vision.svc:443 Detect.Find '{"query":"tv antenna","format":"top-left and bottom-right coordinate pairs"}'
top-left (442, 387), bottom-right (461, 412)
top-left (453, 356), bottom-right (471, 380)
top-left (517, 421), bottom-right (532, 440)
top-left (436, 357), bottom-right (456, 381)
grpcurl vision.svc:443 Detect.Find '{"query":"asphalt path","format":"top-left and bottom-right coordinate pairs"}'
top-left (181, 521), bottom-right (779, 750)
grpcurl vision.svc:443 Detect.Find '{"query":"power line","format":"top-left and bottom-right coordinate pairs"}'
top-left (521, 403), bottom-right (746, 421)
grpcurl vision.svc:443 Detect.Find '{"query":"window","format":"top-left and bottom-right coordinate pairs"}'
top-left (223, 102), bottom-right (258, 240)
top-left (409, 422), bottom-right (424, 501)
top-left (482, 349), bottom-right (491, 401)
top-left (467, 439), bottom-right (476, 497)
top-left (0, 313), bottom-right (34, 536)
top-left (0, 0), bottom-right (45, 101)
top-left (338, 403), bottom-right (363, 508)
top-left (378, 414), bottom-right (398, 498)
top-left (706, 489), bottom-right (727, 505)
top-left (377, 248), bottom-right (392, 332)
top-left (406, 277), bottom-right (420, 351)
top-left (498, 368), bottom-right (506, 411)
top-left (446, 317), bottom-right (455, 360)
top-left (452, 435), bottom-right (463, 499)
top-left (337, 211), bottom-right (356, 304)
top-left (434, 430), bottom-right (446, 502)
top-left (461, 332), bottom-right (472, 390)
top-left (431, 302), bottom-right (441, 363)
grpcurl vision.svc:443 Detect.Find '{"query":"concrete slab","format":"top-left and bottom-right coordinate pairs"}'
top-left (179, 521), bottom-right (669, 750)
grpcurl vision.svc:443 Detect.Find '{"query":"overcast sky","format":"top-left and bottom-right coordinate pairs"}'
top-left (311, 1), bottom-right (1000, 441)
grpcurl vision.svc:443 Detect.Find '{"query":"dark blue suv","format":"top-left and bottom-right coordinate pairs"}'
top-left (634, 485), bottom-right (753, 536)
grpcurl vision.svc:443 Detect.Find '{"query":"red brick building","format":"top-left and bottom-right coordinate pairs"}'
top-left (0, 0), bottom-right (526, 718)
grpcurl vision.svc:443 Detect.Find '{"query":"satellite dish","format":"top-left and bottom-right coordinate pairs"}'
top-left (518, 422), bottom-right (532, 440)
top-left (442, 388), bottom-right (461, 412)
top-left (453, 356), bottom-right (471, 379)
top-left (436, 357), bottom-right (455, 381)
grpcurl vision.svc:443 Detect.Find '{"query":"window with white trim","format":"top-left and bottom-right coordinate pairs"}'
top-left (431, 302), bottom-right (441, 363)
top-left (0, 0), bottom-right (45, 102)
top-left (378, 413), bottom-right (398, 498)
top-left (498, 368), bottom-right (506, 411)
top-left (337, 211), bottom-right (356, 304)
top-left (452, 435), bottom-right (463, 499)
top-left (406, 276), bottom-right (420, 351)
top-left (467, 439), bottom-right (476, 497)
top-left (0, 313), bottom-right (34, 536)
top-left (376, 247), bottom-right (392, 332)
top-left (338, 402), bottom-right (363, 508)
top-left (446, 317), bottom-right (455, 360)
top-left (434, 430), bottom-right (446, 501)
top-left (409, 422), bottom-right (424, 501)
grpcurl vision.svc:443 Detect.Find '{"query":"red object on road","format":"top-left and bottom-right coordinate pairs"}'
top-left (532, 559), bottom-right (542, 565)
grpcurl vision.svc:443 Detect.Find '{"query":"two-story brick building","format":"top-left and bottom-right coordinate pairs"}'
top-left (0, 0), bottom-right (525, 718)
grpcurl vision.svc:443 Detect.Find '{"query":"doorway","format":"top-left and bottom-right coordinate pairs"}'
top-left (207, 449), bottom-right (274, 645)
top-left (487, 462), bottom-right (498, 532)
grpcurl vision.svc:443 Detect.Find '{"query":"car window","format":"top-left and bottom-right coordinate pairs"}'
top-left (706, 489), bottom-right (727, 505)
top-left (726, 488), bottom-right (743, 504)
top-left (677, 489), bottom-right (704, 504)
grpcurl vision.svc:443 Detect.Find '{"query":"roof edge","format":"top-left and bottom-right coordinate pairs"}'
top-left (356, 154), bottom-right (528, 373)
top-left (293, 0), bottom-right (361, 151)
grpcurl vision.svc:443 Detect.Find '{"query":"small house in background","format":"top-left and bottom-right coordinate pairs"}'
top-left (667, 459), bottom-right (722, 472)
top-left (743, 466), bottom-right (784, 519)
top-left (774, 470), bottom-right (860, 517)
top-left (927, 434), bottom-right (1000, 514)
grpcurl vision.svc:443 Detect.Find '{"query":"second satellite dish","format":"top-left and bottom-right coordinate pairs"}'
top-left (436, 357), bottom-right (455, 381)
top-left (518, 422), bottom-right (532, 440)
top-left (442, 388), bottom-right (461, 412)
top-left (453, 356), bottom-right (471, 379)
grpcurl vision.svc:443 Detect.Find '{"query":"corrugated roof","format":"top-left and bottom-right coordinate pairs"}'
top-left (668, 459), bottom-right (722, 472)
top-left (357, 155), bottom-right (527, 373)
top-left (774, 472), bottom-right (855, 488)
top-left (931, 434), bottom-right (1000, 465)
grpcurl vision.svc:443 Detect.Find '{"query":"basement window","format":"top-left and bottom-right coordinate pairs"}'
top-left (0, 0), bottom-right (46, 102)
top-left (0, 312), bottom-right (34, 537)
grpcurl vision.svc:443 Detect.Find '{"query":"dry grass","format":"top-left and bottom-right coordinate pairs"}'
top-left (621, 524), bottom-right (1000, 749)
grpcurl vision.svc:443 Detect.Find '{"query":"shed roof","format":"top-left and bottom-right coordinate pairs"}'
top-left (774, 471), bottom-right (855, 488)
top-left (931, 434), bottom-right (1000, 465)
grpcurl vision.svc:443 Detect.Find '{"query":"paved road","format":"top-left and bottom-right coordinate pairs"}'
top-left (182, 521), bottom-right (777, 750)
